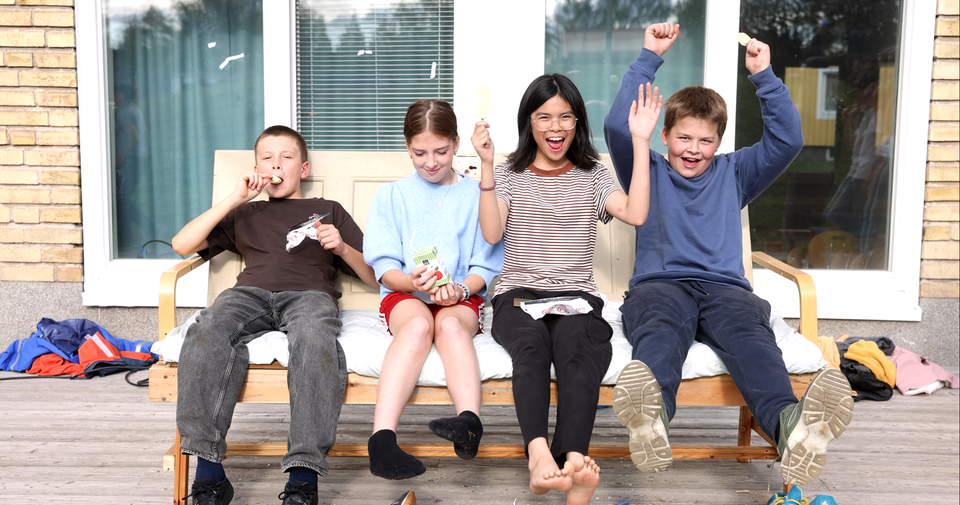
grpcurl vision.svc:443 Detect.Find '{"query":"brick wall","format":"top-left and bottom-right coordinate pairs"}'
top-left (923, 0), bottom-right (960, 298)
top-left (0, 0), bottom-right (79, 283)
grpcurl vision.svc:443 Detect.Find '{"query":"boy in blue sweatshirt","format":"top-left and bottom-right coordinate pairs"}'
top-left (603, 23), bottom-right (854, 486)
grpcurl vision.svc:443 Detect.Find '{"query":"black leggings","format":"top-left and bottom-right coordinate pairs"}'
top-left (491, 288), bottom-right (612, 462)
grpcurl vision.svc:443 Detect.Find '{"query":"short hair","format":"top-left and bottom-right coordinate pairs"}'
top-left (507, 73), bottom-right (599, 172)
top-left (403, 100), bottom-right (459, 144)
top-left (663, 86), bottom-right (727, 139)
top-left (254, 125), bottom-right (308, 162)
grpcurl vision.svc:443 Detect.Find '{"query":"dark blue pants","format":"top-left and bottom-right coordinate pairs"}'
top-left (620, 279), bottom-right (797, 440)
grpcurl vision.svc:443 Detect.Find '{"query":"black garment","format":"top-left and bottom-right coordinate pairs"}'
top-left (839, 357), bottom-right (893, 402)
top-left (836, 336), bottom-right (896, 357)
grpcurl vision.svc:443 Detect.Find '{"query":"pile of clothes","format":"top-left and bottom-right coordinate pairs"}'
top-left (816, 335), bottom-right (957, 401)
top-left (0, 318), bottom-right (157, 379)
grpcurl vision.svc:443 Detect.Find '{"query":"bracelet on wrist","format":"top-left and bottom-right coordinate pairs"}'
top-left (457, 282), bottom-right (471, 302)
top-left (478, 181), bottom-right (497, 191)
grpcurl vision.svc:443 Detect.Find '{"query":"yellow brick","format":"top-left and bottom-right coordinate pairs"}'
top-left (924, 225), bottom-right (953, 240)
top-left (0, 11), bottom-right (33, 27)
top-left (0, 247), bottom-right (41, 262)
top-left (931, 103), bottom-right (960, 121)
top-left (0, 150), bottom-right (24, 165)
top-left (40, 207), bottom-right (80, 223)
top-left (0, 129), bottom-right (6, 145)
top-left (939, 18), bottom-right (960, 36)
top-left (19, 71), bottom-right (77, 88)
top-left (933, 60), bottom-right (960, 80)
top-left (24, 150), bottom-right (79, 167)
top-left (0, 32), bottom-right (45, 48)
top-left (929, 122), bottom-right (960, 142)
top-left (928, 143), bottom-right (959, 162)
top-left (925, 203), bottom-right (960, 221)
top-left (49, 110), bottom-right (77, 127)
top-left (921, 240), bottom-right (960, 259)
top-left (10, 130), bottom-right (35, 145)
top-left (6, 53), bottom-right (34, 67)
top-left (0, 169), bottom-right (36, 184)
top-left (40, 169), bottom-right (78, 185)
top-left (0, 207), bottom-right (8, 222)
top-left (920, 281), bottom-right (960, 298)
top-left (0, 265), bottom-right (54, 282)
top-left (932, 81), bottom-right (960, 101)
top-left (36, 91), bottom-right (76, 107)
top-left (23, 227), bottom-right (82, 244)
top-left (928, 165), bottom-right (960, 182)
top-left (955, 225), bottom-right (960, 240)
top-left (32, 11), bottom-right (75, 28)
top-left (42, 247), bottom-right (82, 263)
top-left (11, 207), bottom-right (39, 223)
top-left (46, 32), bottom-right (75, 48)
top-left (922, 260), bottom-right (960, 279)
top-left (0, 91), bottom-right (36, 107)
top-left (926, 185), bottom-right (960, 201)
top-left (56, 266), bottom-right (82, 282)
top-left (0, 71), bottom-right (19, 86)
top-left (0, 188), bottom-right (48, 204)
top-left (37, 130), bottom-right (77, 146)
top-left (0, 111), bottom-right (48, 127)
top-left (50, 188), bottom-right (79, 204)
top-left (0, 227), bottom-right (24, 242)
top-left (20, 0), bottom-right (76, 6)
top-left (0, 0), bottom-right (15, 5)
top-left (941, 0), bottom-right (960, 16)
top-left (935, 38), bottom-right (960, 59)
top-left (35, 53), bottom-right (76, 69)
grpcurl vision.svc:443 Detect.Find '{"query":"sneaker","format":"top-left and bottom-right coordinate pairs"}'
top-left (390, 491), bottom-right (417, 505)
top-left (278, 480), bottom-right (318, 505)
top-left (186, 478), bottom-right (234, 505)
top-left (766, 484), bottom-right (804, 505)
top-left (778, 367), bottom-right (854, 486)
top-left (612, 360), bottom-right (672, 472)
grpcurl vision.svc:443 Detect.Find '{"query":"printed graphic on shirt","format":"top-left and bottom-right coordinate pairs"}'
top-left (285, 212), bottom-right (329, 252)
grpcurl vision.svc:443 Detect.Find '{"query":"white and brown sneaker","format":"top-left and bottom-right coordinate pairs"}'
top-left (613, 360), bottom-right (672, 472)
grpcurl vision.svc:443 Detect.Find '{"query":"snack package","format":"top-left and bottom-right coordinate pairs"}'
top-left (520, 296), bottom-right (592, 320)
top-left (285, 212), bottom-right (329, 252)
top-left (412, 246), bottom-right (451, 288)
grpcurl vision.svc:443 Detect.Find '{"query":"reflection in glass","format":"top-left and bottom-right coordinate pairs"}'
top-left (105, 0), bottom-right (264, 259)
top-left (738, 0), bottom-right (900, 271)
top-left (545, 0), bottom-right (706, 154)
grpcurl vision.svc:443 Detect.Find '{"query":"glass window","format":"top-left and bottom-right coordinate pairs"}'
top-left (104, 0), bottom-right (264, 259)
top-left (297, 0), bottom-right (454, 151)
top-left (545, 0), bottom-right (707, 154)
top-left (738, 0), bottom-right (901, 272)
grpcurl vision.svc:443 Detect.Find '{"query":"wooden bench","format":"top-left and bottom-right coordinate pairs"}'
top-left (149, 150), bottom-right (819, 503)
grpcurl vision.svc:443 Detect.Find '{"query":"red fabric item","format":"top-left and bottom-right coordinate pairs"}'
top-left (378, 292), bottom-right (485, 334)
top-left (26, 353), bottom-right (83, 376)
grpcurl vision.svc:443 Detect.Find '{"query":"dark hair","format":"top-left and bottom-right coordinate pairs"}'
top-left (663, 86), bottom-right (727, 139)
top-left (506, 73), bottom-right (599, 172)
top-left (403, 100), bottom-right (458, 144)
top-left (255, 125), bottom-right (308, 162)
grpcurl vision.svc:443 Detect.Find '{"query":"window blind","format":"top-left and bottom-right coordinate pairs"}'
top-left (297, 0), bottom-right (454, 151)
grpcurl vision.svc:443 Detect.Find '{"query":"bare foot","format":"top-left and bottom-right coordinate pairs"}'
top-left (566, 455), bottom-right (600, 505)
top-left (528, 451), bottom-right (572, 495)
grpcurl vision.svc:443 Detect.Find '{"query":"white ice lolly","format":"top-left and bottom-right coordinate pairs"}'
top-left (270, 176), bottom-right (282, 185)
top-left (737, 32), bottom-right (751, 46)
top-left (476, 85), bottom-right (490, 119)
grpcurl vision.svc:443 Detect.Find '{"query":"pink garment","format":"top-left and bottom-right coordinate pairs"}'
top-left (889, 346), bottom-right (959, 395)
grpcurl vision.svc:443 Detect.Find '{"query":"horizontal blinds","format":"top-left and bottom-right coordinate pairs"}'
top-left (297, 0), bottom-right (454, 151)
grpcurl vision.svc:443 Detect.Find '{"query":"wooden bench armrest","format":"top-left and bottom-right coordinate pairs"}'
top-left (751, 251), bottom-right (817, 343)
top-left (159, 255), bottom-right (208, 341)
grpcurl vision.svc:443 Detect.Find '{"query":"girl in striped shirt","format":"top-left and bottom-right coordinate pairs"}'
top-left (471, 76), bottom-right (659, 504)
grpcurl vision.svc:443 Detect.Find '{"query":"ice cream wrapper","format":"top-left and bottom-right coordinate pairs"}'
top-left (520, 296), bottom-right (592, 320)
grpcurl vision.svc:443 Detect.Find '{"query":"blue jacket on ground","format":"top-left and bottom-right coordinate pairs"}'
top-left (603, 49), bottom-right (803, 291)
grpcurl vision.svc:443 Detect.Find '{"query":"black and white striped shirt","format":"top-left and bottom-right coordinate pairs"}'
top-left (493, 161), bottom-right (618, 297)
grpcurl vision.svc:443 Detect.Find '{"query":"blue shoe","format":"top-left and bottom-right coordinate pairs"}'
top-left (766, 484), bottom-right (805, 505)
top-left (808, 496), bottom-right (838, 505)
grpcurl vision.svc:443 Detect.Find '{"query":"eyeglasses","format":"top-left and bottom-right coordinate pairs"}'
top-left (532, 114), bottom-right (578, 131)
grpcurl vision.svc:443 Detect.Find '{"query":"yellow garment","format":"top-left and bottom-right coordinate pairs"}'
top-left (817, 336), bottom-right (841, 369)
top-left (844, 340), bottom-right (897, 387)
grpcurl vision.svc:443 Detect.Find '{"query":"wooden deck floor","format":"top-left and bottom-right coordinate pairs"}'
top-left (1, 370), bottom-right (958, 505)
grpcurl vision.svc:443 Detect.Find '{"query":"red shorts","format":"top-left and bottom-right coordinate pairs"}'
top-left (379, 291), bottom-right (485, 334)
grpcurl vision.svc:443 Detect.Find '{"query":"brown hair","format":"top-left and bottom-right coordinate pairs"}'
top-left (254, 125), bottom-right (308, 162)
top-left (663, 86), bottom-right (727, 139)
top-left (403, 100), bottom-right (458, 144)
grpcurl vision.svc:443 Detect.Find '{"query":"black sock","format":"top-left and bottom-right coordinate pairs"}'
top-left (287, 467), bottom-right (318, 489)
top-left (428, 410), bottom-right (483, 460)
top-left (368, 429), bottom-right (426, 480)
top-left (195, 457), bottom-right (225, 483)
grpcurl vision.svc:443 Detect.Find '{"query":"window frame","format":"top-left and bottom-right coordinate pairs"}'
top-left (76, 0), bottom-right (931, 320)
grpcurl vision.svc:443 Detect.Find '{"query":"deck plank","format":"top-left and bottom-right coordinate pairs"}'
top-left (1, 370), bottom-right (957, 504)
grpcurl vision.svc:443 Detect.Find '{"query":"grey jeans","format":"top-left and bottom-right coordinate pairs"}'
top-left (176, 286), bottom-right (347, 476)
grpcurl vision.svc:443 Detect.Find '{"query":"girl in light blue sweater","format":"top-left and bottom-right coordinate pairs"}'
top-left (362, 100), bottom-right (504, 480)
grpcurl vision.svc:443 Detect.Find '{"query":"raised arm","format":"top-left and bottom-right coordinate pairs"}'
top-left (605, 82), bottom-right (661, 226)
top-left (471, 120), bottom-right (509, 244)
top-left (171, 172), bottom-right (267, 255)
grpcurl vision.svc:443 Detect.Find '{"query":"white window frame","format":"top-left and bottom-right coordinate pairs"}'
top-left (815, 67), bottom-right (839, 121)
top-left (76, 0), bottom-right (931, 320)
